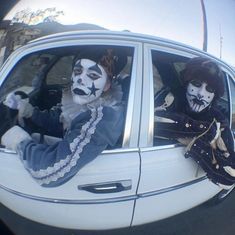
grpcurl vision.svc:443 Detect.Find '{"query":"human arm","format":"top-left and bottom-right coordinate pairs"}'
top-left (155, 111), bottom-right (215, 140)
top-left (185, 123), bottom-right (235, 188)
top-left (16, 105), bottom-right (124, 187)
top-left (3, 90), bottom-right (63, 135)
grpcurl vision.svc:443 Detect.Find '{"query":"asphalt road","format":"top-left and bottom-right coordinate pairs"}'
top-left (1, 190), bottom-right (235, 235)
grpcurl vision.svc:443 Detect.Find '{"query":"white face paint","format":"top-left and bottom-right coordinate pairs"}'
top-left (71, 59), bottom-right (108, 105)
top-left (186, 80), bottom-right (215, 112)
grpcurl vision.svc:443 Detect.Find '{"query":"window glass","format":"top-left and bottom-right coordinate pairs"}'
top-left (152, 50), bottom-right (189, 146)
top-left (0, 54), bottom-right (55, 100)
top-left (151, 50), bottom-right (229, 146)
top-left (46, 56), bottom-right (74, 85)
top-left (0, 45), bottom-right (134, 149)
top-left (228, 76), bottom-right (235, 130)
top-left (215, 72), bottom-right (230, 119)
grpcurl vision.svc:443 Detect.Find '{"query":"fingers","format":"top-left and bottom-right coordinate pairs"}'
top-left (3, 91), bottom-right (29, 110)
top-left (3, 92), bottom-right (23, 110)
top-left (1, 126), bottom-right (31, 151)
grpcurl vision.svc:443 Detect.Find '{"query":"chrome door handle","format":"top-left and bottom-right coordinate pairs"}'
top-left (78, 180), bottom-right (132, 194)
top-left (0, 147), bottom-right (17, 154)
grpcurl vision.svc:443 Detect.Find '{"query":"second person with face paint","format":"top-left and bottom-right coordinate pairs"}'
top-left (154, 57), bottom-right (235, 189)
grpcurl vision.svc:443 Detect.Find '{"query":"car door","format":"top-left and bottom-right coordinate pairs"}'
top-left (0, 37), bottom-right (143, 230)
top-left (132, 44), bottom-right (225, 226)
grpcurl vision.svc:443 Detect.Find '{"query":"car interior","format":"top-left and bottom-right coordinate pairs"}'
top-left (0, 46), bottom-right (230, 149)
top-left (0, 45), bottom-right (134, 148)
top-left (152, 50), bottom-right (230, 146)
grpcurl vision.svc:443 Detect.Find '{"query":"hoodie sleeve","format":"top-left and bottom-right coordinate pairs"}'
top-left (17, 105), bottom-right (124, 187)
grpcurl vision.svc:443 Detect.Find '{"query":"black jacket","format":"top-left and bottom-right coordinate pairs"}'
top-left (155, 87), bottom-right (235, 187)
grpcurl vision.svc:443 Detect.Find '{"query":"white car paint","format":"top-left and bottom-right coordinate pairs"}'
top-left (0, 31), bottom-right (234, 230)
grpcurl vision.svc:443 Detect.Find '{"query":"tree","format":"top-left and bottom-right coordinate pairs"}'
top-left (11, 8), bottom-right (64, 25)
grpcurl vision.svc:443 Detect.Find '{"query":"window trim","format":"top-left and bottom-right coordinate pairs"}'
top-left (227, 74), bottom-right (235, 130)
top-left (140, 43), bottom-right (196, 149)
top-left (140, 43), bottom-right (235, 150)
top-left (0, 38), bottom-right (143, 150)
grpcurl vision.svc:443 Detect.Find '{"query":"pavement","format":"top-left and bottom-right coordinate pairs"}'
top-left (1, 190), bottom-right (235, 235)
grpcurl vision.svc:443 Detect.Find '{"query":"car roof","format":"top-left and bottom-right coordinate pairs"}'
top-left (28, 30), bottom-right (202, 52)
top-left (4, 30), bottom-right (235, 78)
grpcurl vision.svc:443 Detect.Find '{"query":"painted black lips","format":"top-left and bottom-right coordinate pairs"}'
top-left (193, 98), bottom-right (204, 105)
top-left (73, 88), bottom-right (87, 95)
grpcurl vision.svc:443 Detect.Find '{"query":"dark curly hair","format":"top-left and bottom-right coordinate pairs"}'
top-left (181, 57), bottom-right (224, 98)
top-left (73, 47), bottom-right (127, 80)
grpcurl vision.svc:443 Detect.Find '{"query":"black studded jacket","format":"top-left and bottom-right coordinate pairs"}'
top-left (155, 87), bottom-right (235, 187)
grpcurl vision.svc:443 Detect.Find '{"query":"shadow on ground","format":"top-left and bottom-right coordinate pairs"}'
top-left (1, 190), bottom-right (235, 235)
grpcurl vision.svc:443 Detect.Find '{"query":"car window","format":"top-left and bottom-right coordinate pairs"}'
top-left (0, 54), bottom-right (55, 100)
top-left (0, 45), bottom-right (134, 149)
top-left (151, 50), bottom-right (188, 146)
top-left (46, 56), bottom-right (74, 85)
top-left (216, 71), bottom-right (230, 119)
top-left (151, 50), bottom-right (230, 146)
top-left (228, 75), bottom-right (235, 131)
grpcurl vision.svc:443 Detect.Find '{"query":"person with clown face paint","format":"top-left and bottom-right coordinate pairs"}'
top-left (155, 57), bottom-right (235, 189)
top-left (1, 49), bottom-right (125, 187)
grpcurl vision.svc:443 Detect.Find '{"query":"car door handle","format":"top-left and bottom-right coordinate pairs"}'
top-left (0, 147), bottom-right (17, 154)
top-left (78, 180), bottom-right (132, 194)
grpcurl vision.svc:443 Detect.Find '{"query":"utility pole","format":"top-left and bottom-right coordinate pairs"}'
top-left (200, 0), bottom-right (208, 52)
top-left (219, 24), bottom-right (223, 59)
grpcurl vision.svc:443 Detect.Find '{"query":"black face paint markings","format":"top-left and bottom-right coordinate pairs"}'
top-left (187, 92), bottom-right (210, 112)
top-left (89, 64), bottom-right (102, 76)
top-left (73, 88), bottom-right (87, 95)
top-left (73, 60), bottom-right (82, 75)
top-left (75, 60), bottom-right (81, 67)
top-left (187, 92), bottom-right (210, 105)
top-left (77, 78), bottom-right (82, 84)
top-left (88, 82), bottom-right (100, 96)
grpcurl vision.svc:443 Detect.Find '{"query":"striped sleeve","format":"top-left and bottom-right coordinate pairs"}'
top-left (18, 105), bottom-right (124, 187)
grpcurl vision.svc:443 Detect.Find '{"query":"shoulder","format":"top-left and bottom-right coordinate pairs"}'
top-left (103, 103), bottom-right (124, 117)
top-left (71, 104), bottom-right (124, 128)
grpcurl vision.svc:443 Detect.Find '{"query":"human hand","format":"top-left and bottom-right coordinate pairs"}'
top-left (3, 91), bottom-right (34, 126)
top-left (3, 91), bottom-right (28, 110)
top-left (1, 125), bottom-right (31, 151)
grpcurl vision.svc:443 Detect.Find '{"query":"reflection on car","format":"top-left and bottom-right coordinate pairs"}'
top-left (0, 31), bottom-right (235, 230)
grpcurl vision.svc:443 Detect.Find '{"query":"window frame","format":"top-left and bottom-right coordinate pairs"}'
top-left (0, 38), bottom-right (143, 151)
top-left (227, 73), bottom-right (235, 130)
top-left (140, 42), bottom-right (234, 150)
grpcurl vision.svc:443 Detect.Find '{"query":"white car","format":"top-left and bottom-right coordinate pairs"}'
top-left (0, 30), bottom-right (235, 230)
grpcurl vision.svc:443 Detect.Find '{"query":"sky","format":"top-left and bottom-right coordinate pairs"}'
top-left (4, 0), bottom-right (235, 67)
top-left (205, 0), bottom-right (235, 67)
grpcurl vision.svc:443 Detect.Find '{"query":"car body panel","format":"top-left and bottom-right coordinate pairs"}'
top-left (133, 41), bottom-right (234, 226)
top-left (0, 31), bottom-right (234, 230)
top-left (0, 33), bottom-right (143, 229)
top-left (132, 176), bottom-right (220, 226)
top-left (0, 150), bottom-right (140, 229)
